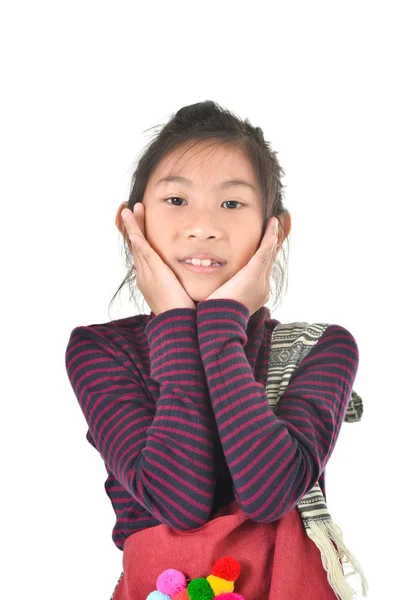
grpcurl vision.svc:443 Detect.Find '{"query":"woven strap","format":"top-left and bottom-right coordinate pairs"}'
top-left (267, 322), bottom-right (369, 599)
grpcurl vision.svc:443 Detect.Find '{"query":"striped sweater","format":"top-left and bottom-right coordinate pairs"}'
top-left (65, 298), bottom-right (359, 551)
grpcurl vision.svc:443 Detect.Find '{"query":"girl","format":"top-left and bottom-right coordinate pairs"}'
top-left (65, 101), bottom-right (365, 599)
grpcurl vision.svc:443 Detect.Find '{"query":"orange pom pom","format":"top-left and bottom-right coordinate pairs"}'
top-left (172, 588), bottom-right (189, 600)
top-left (211, 557), bottom-right (241, 582)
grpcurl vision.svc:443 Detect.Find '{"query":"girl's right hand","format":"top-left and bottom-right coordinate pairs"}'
top-left (121, 202), bottom-right (196, 316)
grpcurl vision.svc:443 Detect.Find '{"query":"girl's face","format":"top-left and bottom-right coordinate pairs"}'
top-left (141, 141), bottom-right (264, 303)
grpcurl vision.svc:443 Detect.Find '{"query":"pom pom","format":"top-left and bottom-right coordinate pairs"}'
top-left (211, 557), bottom-right (241, 582)
top-left (214, 594), bottom-right (244, 600)
top-left (187, 577), bottom-right (214, 600)
top-left (157, 569), bottom-right (187, 596)
top-left (206, 575), bottom-right (234, 596)
top-left (146, 591), bottom-right (172, 600)
top-left (172, 588), bottom-right (190, 600)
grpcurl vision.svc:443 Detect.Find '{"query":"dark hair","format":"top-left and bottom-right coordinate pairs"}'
top-left (108, 100), bottom-right (290, 319)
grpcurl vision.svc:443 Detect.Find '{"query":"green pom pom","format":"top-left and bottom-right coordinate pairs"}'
top-left (187, 577), bottom-right (214, 600)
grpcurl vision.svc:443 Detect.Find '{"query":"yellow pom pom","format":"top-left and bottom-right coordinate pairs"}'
top-left (206, 574), bottom-right (234, 595)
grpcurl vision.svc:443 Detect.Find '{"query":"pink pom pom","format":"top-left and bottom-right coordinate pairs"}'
top-left (214, 594), bottom-right (244, 600)
top-left (211, 557), bottom-right (241, 582)
top-left (156, 569), bottom-right (187, 596)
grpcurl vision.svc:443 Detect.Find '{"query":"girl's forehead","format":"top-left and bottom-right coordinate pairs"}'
top-left (150, 142), bottom-right (255, 184)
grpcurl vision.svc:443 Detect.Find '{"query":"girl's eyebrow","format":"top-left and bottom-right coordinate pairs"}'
top-left (156, 175), bottom-right (257, 192)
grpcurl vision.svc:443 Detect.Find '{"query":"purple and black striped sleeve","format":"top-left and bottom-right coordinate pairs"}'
top-left (196, 298), bottom-right (359, 523)
top-left (65, 308), bottom-right (217, 531)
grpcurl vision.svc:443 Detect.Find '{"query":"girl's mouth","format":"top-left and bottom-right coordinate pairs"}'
top-left (179, 260), bottom-right (225, 274)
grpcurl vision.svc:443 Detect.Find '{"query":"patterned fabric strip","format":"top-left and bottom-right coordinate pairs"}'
top-left (267, 321), bottom-right (368, 598)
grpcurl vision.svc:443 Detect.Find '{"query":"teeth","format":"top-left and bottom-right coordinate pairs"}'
top-left (184, 258), bottom-right (222, 266)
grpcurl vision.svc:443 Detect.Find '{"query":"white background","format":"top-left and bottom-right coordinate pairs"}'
top-left (1, 1), bottom-right (398, 598)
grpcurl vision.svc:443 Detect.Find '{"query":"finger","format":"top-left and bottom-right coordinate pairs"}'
top-left (265, 240), bottom-right (279, 286)
top-left (122, 208), bottom-right (145, 244)
top-left (253, 229), bottom-right (278, 270)
top-left (121, 209), bottom-right (146, 264)
top-left (265, 240), bottom-right (278, 271)
top-left (257, 218), bottom-right (278, 253)
top-left (266, 217), bottom-right (279, 243)
top-left (132, 203), bottom-right (145, 237)
top-left (123, 205), bottom-right (146, 241)
top-left (266, 220), bottom-right (279, 260)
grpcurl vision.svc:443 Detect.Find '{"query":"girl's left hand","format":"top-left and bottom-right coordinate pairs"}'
top-left (205, 217), bottom-right (279, 316)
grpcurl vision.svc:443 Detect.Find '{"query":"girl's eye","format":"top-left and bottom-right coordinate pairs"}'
top-left (165, 197), bottom-right (244, 209)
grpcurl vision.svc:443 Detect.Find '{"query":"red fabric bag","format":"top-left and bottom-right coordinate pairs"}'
top-left (111, 499), bottom-right (337, 600)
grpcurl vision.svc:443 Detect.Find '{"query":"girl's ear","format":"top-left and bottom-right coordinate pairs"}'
top-left (276, 211), bottom-right (292, 250)
top-left (115, 202), bottom-right (129, 235)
